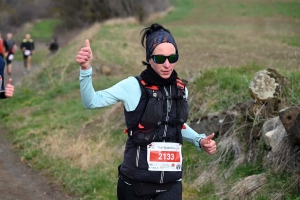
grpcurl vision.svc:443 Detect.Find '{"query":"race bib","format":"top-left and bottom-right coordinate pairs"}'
top-left (24, 50), bottom-right (31, 56)
top-left (147, 142), bottom-right (182, 171)
top-left (8, 54), bottom-right (14, 61)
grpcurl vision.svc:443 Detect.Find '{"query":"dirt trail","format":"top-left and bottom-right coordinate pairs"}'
top-left (0, 60), bottom-right (73, 200)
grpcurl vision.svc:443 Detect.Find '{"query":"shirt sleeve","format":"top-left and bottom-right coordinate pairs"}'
top-left (79, 67), bottom-right (141, 111)
top-left (182, 124), bottom-right (206, 151)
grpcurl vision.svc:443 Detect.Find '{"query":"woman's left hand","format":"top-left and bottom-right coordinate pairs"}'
top-left (200, 133), bottom-right (217, 154)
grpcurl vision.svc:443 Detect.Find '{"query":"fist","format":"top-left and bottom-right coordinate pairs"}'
top-left (76, 39), bottom-right (93, 70)
top-left (5, 78), bottom-right (14, 98)
top-left (200, 133), bottom-right (217, 155)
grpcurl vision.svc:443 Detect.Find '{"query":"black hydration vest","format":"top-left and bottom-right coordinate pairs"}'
top-left (120, 76), bottom-right (189, 184)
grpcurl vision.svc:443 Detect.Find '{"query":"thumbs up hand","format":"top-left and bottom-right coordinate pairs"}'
top-left (76, 39), bottom-right (93, 70)
top-left (199, 133), bottom-right (217, 154)
top-left (5, 78), bottom-right (14, 98)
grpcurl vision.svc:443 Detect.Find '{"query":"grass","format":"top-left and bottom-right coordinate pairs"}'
top-left (156, 0), bottom-right (195, 24)
top-left (10, 18), bottom-right (62, 62)
top-left (13, 18), bottom-right (61, 44)
top-left (189, 64), bottom-right (265, 115)
top-left (1, 0), bottom-right (300, 199)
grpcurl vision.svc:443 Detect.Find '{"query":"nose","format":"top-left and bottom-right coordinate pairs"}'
top-left (163, 58), bottom-right (171, 68)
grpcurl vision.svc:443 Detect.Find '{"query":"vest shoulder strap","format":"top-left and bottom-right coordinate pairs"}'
top-left (176, 78), bottom-right (185, 90)
top-left (135, 76), bottom-right (149, 98)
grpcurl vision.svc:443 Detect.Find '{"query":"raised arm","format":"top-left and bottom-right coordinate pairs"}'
top-left (77, 39), bottom-right (141, 111)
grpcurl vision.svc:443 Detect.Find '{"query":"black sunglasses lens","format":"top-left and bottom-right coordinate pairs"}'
top-left (168, 54), bottom-right (178, 63)
top-left (153, 55), bottom-right (166, 64)
top-left (152, 54), bottom-right (179, 64)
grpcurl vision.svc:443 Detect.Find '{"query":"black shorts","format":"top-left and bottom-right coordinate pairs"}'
top-left (117, 177), bottom-right (182, 200)
top-left (23, 54), bottom-right (32, 59)
top-left (23, 50), bottom-right (32, 59)
top-left (6, 53), bottom-right (14, 64)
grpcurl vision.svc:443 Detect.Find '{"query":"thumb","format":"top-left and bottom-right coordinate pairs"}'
top-left (7, 78), bottom-right (13, 85)
top-left (205, 133), bottom-right (215, 142)
top-left (85, 39), bottom-right (90, 48)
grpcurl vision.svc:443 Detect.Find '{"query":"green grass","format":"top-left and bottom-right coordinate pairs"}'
top-left (13, 18), bottom-right (62, 43)
top-left (156, 0), bottom-right (195, 24)
top-left (94, 25), bottom-right (128, 66)
top-left (192, 1), bottom-right (300, 19)
top-left (29, 19), bottom-right (62, 42)
top-left (281, 35), bottom-right (300, 47)
top-left (284, 71), bottom-right (300, 105)
top-left (192, 64), bottom-right (264, 113)
top-left (274, 2), bottom-right (300, 18)
top-left (191, 64), bottom-right (300, 114)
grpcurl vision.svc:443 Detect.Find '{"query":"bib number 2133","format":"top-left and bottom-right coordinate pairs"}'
top-left (147, 142), bottom-right (182, 171)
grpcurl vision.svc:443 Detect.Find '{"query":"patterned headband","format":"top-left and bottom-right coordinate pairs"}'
top-left (146, 30), bottom-right (178, 62)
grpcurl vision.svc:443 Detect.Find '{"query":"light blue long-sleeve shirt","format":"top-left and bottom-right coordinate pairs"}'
top-left (79, 67), bottom-right (206, 150)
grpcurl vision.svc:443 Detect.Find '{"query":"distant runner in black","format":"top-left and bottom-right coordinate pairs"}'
top-left (48, 37), bottom-right (59, 56)
top-left (20, 33), bottom-right (34, 74)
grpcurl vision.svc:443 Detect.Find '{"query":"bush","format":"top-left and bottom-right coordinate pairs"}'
top-left (0, 0), bottom-right (53, 32)
top-left (51, 0), bottom-right (171, 28)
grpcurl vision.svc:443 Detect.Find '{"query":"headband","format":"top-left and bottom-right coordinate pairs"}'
top-left (145, 29), bottom-right (178, 62)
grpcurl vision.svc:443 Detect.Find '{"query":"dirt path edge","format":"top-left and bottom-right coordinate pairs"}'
top-left (0, 127), bottom-right (76, 200)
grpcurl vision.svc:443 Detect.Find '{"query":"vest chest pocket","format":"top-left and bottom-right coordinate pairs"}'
top-left (131, 98), bottom-right (163, 146)
top-left (142, 98), bottom-right (163, 124)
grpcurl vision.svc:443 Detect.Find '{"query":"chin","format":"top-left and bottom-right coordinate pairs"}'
top-left (161, 74), bottom-right (171, 79)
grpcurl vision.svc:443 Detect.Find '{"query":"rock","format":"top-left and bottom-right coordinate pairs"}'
top-left (248, 68), bottom-right (288, 118)
top-left (220, 113), bottom-right (236, 135)
top-left (289, 112), bottom-right (300, 145)
top-left (247, 98), bottom-right (281, 118)
top-left (279, 106), bottom-right (300, 135)
top-left (189, 111), bottom-right (237, 137)
top-left (249, 68), bottom-right (288, 104)
top-left (262, 117), bottom-right (287, 152)
top-left (227, 174), bottom-right (267, 199)
top-left (100, 65), bottom-right (111, 75)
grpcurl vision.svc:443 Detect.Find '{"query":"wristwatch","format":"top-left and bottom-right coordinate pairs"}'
top-left (198, 138), bottom-right (203, 149)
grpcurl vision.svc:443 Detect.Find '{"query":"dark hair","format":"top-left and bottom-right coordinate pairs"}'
top-left (140, 23), bottom-right (171, 49)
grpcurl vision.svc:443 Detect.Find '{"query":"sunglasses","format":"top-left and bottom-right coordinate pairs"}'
top-left (151, 54), bottom-right (179, 64)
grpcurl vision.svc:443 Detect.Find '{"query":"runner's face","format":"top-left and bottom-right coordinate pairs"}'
top-left (149, 43), bottom-right (177, 79)
top-left (7, 34), bottom-right (12, 40)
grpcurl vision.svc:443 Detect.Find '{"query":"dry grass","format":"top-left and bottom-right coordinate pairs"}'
top-left (227, 174), bottom-right (268, 200)
top-left (39, 102), bottom-right (125, 170)
top-left (40, 130), bottom-right (112, 170)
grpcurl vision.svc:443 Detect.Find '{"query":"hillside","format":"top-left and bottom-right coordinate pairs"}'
top-left (1, 0), bottom-right (300, 199)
